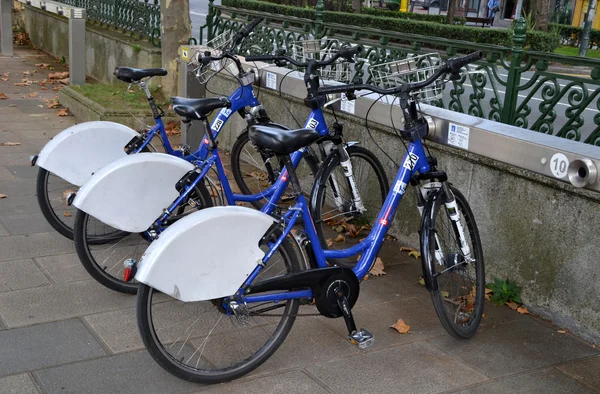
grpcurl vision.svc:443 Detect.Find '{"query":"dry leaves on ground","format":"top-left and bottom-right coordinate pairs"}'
top-left (28, 92), bottom-right (38, 98)
top-left (390, 319), bottom-right (411, 334)
top-left (516, 306), bottom-right (529, 314)
top-left (417, 276), bottom-right (425, 286)
top-left (49, 72), bottom-right (69, 80)
top-left (368, 257), bottom-right (386, 276)
top-left (0, 194), bottom-right (7, 198)
top-left (59, 78), bottom-right (69, 85)
top-left (35, 63), bottom-right (50, 69)
top-left (334, 234), bottom-right (345, 243)
top-left (0, 93), bottom-right (7, 100)
top-left (484, 287), bottom-right (492, 301)
top-left (505, 301), bottom-right (519, 310)
top-left (400, 246), bottom-right (421, 259)
top-left (165, 120), bottom-right (181, 136)
top-left (13, 82), bottom-right (30, 87)
top-left (56, 108), bottom-right (69, 117)
top-left (46, 98), bottom-right (60, 109)
top-left (326, 238), bottom-right (334, 247)
top-left (0, 142), bottom-right (21, 146)
top-left (557, 329), bottom-right (567, 334)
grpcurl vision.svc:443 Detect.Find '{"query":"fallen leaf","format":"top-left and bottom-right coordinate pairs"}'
top-left (13, 82), bottom-right (29, 87)
top-left (482, 313), bottom-right (486, 318)
top-left (41, 87), bottom-right (48, 91)
top-left (369, 257), bottom-right (386, 276)
top-left (390, 319), bottom-right (410, 334)
top-left (592, 344), bottom-right (597, 349)
top-left (0, 93), bottom-right (7, 99)
top-left (417, 277), bottom-right (425, 286)
top-left (506, 301), bottom-right (519, 310)
top-left (46, 99), bottom-right (60, 109)
top-left (23, 71), bottom-right (30, 76)
top-left (516, 306), bottom-right (529, 314)
top-left (63, 211), bottom-right (72, 217)
top-left (59, 78), bottom-right (69, 85)
top-left (557, 329), bottom-right (567, 334)
top-left (484, 287), bottom-right (492, 301)
top-left (440, 290), bottom-right (450, 298)
top-left (335, 225), bottom-right (344, 233)
top-left (56, 108), bottom-right (69, 117)
top-left (35, 63), bottom-right (50, 68)
top-left (48, 71), bottom-right (69, 80)
top-left (345, 223), bottom-right (358, 238)
top-left (52, 86), bottom-right (62, 92)
top-left (165, 120), bottom-right (181, 136)
top-left (63, 189), bottom-right (76, 199)
top-left (0, 77), bottom-right (8, 82)
top-left (0, 142), bottom-right (21, 146)
top-left (326, 238), bottom-right (333, 247)
top-left (400, 246), bottom-right (417, 252)
top-left (28, 92), bottom-right (38, 98)
top-left (9, 104), bottom-right (16, 107)
top-left (408, 250), bottom-right (421, 259)
top-left (334, 234), bottom-right (345, 243)
top-left (0, 194), bottom-right (6, 198)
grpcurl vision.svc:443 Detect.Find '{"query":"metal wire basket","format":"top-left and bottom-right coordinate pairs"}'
top-left (187, 30), bottom-right (236, 85)
top-left (289, 39), bottom-right (352, 84)
top-left (369, 53), bottom-right (444, 102)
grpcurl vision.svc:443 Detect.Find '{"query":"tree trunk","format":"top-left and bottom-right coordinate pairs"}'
top-left (535, 0), bottom-right (549, 31)
top-left (580, 0), bottom-right (597, 56)
top-left (160, 0), bottom-right (192, 97)
top-left (447, 0), bottom-right (457, 24)
top-left (353, 0), bottom-right (361, 12)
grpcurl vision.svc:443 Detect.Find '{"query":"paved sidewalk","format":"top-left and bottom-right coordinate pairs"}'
top-left (1, 47), bottom-right (600, 394)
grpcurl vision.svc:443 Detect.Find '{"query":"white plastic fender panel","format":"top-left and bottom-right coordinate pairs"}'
top-left (36, 121), bottom-right (139, 186)
top-left (135, 206), bottom-right (276, 302)
top-left (73, 153), bottom-right (195, 232)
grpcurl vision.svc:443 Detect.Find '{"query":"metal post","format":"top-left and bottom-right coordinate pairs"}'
top-left (68, 9), bottom-right (86, 85)
top-left (315, 0), bottom-right (324, 38)
top-left (0, 0), bottom-right (13, 56)
top-left (500, 17), bottom-right (526, 125)
top-left (206, 0), bottom-right (215, 42)
top-left (178, 45), bottom-right (205, 149)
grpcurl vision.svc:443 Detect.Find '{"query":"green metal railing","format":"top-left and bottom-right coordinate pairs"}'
top-left (200, 0), bottom-right (600, 146)
top-left (60, 0), bottom-right (161, 46)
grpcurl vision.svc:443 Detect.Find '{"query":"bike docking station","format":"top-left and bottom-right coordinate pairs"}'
top-left (2, 0), bottom-right (86, 86)
top-left (184, 50), bottom-right (600, 193)
top-left (178, 44), bottom-right (208, 150)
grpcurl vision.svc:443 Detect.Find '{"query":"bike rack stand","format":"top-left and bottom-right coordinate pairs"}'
top-left (2, 0), bottom-right (86, 86)
top-left (178, 45), bottom-right (207, 150)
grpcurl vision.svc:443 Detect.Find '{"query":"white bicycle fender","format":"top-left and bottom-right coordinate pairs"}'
top-left (135, 206), bottom-right (275, 302)
top-left (72, 153), bottom-right (195, 232)
top-left (36, 121), bottom-right (139, 186)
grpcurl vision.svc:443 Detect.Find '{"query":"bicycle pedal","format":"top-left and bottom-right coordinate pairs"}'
top-left (348, 328), bottom-right (374, 349)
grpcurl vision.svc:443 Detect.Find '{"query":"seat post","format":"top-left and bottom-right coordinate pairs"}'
top-left (280, 155), bottom-right (302, 196)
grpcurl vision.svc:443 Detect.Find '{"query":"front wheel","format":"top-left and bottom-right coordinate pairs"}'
top-left (421, 185), bottom-right (485, 339)
top-left (136, 232), bottom-right (301, 383)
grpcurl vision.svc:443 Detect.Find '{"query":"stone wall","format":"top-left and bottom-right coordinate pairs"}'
top-left (207, 73), bottom-right (600, 345)
top-left (22, 6), bottom-right (161, 84)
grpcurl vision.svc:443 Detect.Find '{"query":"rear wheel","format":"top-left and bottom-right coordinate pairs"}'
top-left (73, 183), bottom-right (213, 294)
top-left (36, 168), bottom-right (79, 240)
top-left (422, 185), bottom-right (485, 339)
top-left (137, 231), bottom-right (301, 383)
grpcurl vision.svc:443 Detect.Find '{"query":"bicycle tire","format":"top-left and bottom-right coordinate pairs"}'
top-left (310, 145), bottom-right (389, 267)
top-left (230, 129), bottom-right (319, 209)
top-left (73, 182), bottom-right (213, 294)
top-left (422, 185), bottom-right (485, 339)
top-left (137, 232), bottom-right (301, 383)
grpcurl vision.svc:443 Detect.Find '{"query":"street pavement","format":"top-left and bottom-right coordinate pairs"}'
top-left (1, 47), bottom-right (600, 394)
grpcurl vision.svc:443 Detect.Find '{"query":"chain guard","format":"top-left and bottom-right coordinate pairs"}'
top-left (314, 269), bottom-right (360, 318)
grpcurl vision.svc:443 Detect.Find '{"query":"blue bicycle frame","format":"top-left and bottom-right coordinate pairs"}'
top-left (238, 138), bottom-right (431, 304)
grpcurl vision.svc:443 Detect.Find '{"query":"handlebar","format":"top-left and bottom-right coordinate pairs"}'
top-left (317, 51), bottom-right (483, 97)
top-left (231, 17), bottom-right (264, 48)
top-left (245, 44), bottom-right (364, 69)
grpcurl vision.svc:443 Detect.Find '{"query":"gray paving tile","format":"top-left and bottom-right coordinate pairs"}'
top-left (0, 179), bottom-right (35, 198)
top-left (34, 351), bottom-right (201, 394)
top-left (84, 307), bottom-right (142, 354)
top-left (557, 355), bottom-right (600, 390)
top-left (0, 167), bottom-right (16, 181)
top-left (428, 318), bottom-right (599, 379)
top-left (34, 253), bottom-right (90, 284)
top-left (0, 153), bottom-right (31, 167)
top-left (317, 297), bottom-right (446, 352)
top-left (198, 370), bottom-right (328, 394)
top-left (306, 341), bottom-right (487, 394)
top-left (0, 212), bottom-right (55, 235)
top-left (0, 259), bottom-right (50, 292)
top-left (455, 367), bottom-right (597, 394)
top-left (0, 319), bottom-right (106, 377)
top-left (0, 194), bottom-right (40, 216)
top-left (0, 279), bottom-right (136, 328)
top-left (5, 165), bottom-right (38, 180)
top-left (0, 131), bottom-right (23, 144)
top-left (0, 232), bottom-right (73, 262)
top-left (0, 373), bottom-right (40, 394)
top-left (0, 222), bottom-right (8, 237)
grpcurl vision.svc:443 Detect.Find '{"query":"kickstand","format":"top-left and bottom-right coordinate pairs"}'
top-left (335, 287), bottom-right (375, 349)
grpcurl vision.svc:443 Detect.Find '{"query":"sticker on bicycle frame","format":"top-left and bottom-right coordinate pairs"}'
top-left (181, 46), bottom-right (190, 62)
top-left (448, 123), bottom-right (470, 149)
top-left (340, 93), bottom-right (355, 115)
top-left (550, 153), bottom-right (569, 179)
top-left (212, 118), bottom-right (225, 132)
top-left (220, 108), bottom-right (232, 118)
top-left (307, 118), bottom-right (319, 129)
top-left (393, 180), bottom-right (408, 195)
top-left (402, 152), bottom-right (419, 171)
top-left (265, 72), bottom-right (277, 90)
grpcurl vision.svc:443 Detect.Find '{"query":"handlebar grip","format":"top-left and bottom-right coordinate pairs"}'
top-left (446, 51), bottom-right (483, 73)
top-left (245, 55), bottom-right (276, 62)
top-left (242, 17), bottom-right (264, 37)
top-left (317, 84), bottom-right (359, 95)
top-left (338, 45), bottom-right (364, 59)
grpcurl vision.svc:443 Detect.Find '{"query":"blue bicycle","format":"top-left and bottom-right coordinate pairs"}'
top-left (135, 51), bottom-right (486, 383)
top-left (72, 45), bottom-right (388, 294)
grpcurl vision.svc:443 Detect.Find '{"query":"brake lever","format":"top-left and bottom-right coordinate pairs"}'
top-left (449, 72), bottom-right (461, 81)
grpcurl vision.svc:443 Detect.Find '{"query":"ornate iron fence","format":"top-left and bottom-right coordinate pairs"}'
top-left (60, 0), bottom-right (161, 46)
top-left (201, 0), bottom-right (600, 146)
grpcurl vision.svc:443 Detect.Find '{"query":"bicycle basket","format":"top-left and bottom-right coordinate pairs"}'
top-left (289, 39), bottom-right (352, 84)
top-left (369, 53), bottom-right (444, 102)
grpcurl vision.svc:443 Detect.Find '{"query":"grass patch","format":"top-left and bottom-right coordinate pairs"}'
top-left (554, 45), bottom-right (600, 59)
top-left (71, 83), bottom-right (169, 111)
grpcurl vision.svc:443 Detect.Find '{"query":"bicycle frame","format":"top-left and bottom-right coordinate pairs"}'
top-left (239, 139), bottom-right (431, 304)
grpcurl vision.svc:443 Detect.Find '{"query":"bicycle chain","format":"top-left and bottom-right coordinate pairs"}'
top-left (250, 306), bottom-right (322, 318)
